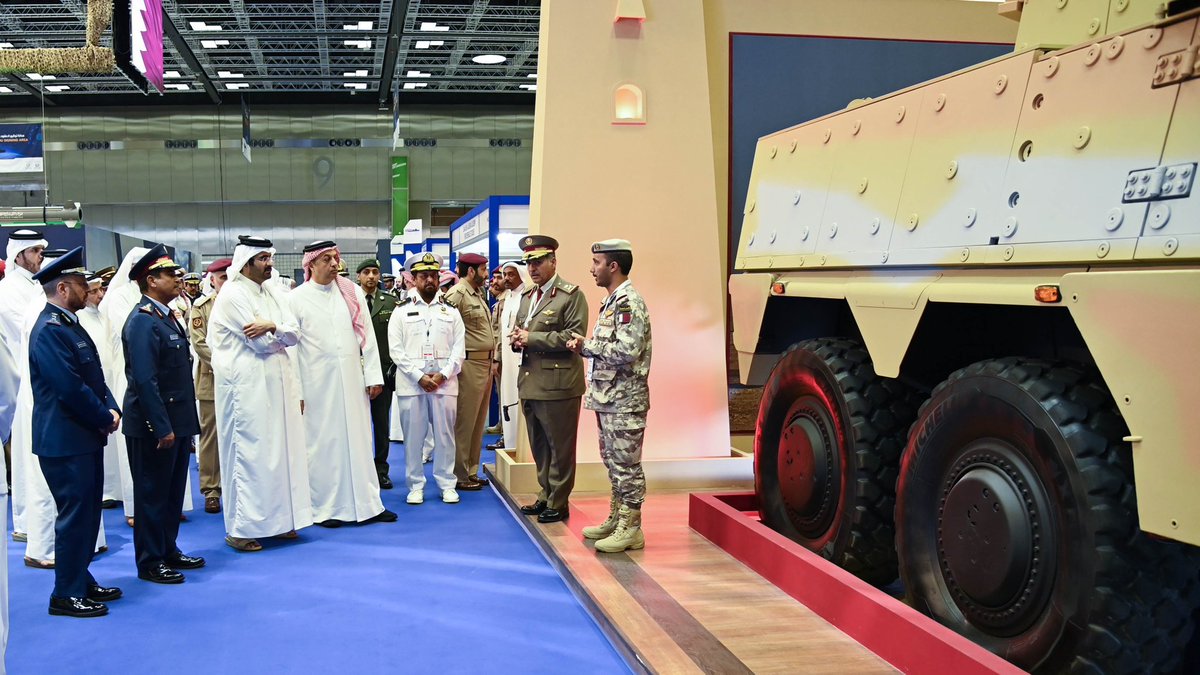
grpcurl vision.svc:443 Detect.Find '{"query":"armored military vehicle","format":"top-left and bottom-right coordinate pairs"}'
top-left (729, 1), bottom-right (1200, 672)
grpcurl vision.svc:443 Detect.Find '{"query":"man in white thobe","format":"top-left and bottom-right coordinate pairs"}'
top-left (497, 261), bottom-right (532, 451)
top-left (389, 252), bottom-right (465, 506)
top-left (289, 241), bottom-right (395, 528)
top-left (0, 331), bottom-right (21, 664)
top-left (0, 229), bottom-right (48, 542)
top-left (78, 273), bottom-right (123, 507)
top-left (209, 235), bottom-right (312, 552)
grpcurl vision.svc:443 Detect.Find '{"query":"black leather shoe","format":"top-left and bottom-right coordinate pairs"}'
top-left (100, 499), bottom-right (120, 509)
top-left (537, 507), bottom-right (569, 524)
top-left (49, 596), bottom-right (107, 618)
top-left (165, 553), bottom-right (206, 570)
top-left (378, 475), bottom-right (394, 490)
top-left (317, 519), bottom-right (344, 528)
top-left (138, 563), bottom-right (185, 584)
top-left (485, 440), bottom-right (503, 450)
top-left (87, 584), bottom-right (123, 602)
top-left (520, 500), bottom-right (547, 516)
top-left (469, 476), bottom-right (490, 487)
top-left (366, 509), bottom-right (398, 524)
top-left (455, 481), bottom-right (484, 492)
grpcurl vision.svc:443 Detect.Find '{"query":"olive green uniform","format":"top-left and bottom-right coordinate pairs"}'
top-left (187, 294), bottom-right (220, 498)
top-left (442, 281), bottom-right (495, 483)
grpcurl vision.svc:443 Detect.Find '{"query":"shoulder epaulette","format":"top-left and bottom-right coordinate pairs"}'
top-left (137, 303), bottom-right (155, 315)
top-left (397, 295), bottom-right (412, 306)
top-left (46, 313), bottom-right (61, 326)
top-left (556, 280), bottom-right (578, 294)
top-left (193, 295), bottom-right (213, 308)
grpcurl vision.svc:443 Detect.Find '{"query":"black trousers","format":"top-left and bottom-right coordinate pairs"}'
top-left (39, 451), bottom-right (102, 599)
top-left (370, 378), bottom-right (394, 477)
top-left (126, 435), bottom-right (190, 572)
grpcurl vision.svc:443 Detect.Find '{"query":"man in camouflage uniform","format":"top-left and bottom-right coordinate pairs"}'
top-left (567, 239), bottom-right (651, 552)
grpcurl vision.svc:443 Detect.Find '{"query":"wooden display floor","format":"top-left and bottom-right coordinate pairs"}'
top-left (488, 472), bottom-right (896, 674)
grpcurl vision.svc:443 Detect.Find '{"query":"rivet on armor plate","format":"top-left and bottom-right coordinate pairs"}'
top-left (906, 213), bottom-right (920, 231)
top-left (1084, 44), bottom-right (1102, 65)
top-left (1114, 0), bottom-right (1129, 11)
top-left (769, 231), bottom-right (778, 243)
top-left (789, 139), bottom-right (798, 153)
top-left (851, 120), bottom-right (862, 136)
top-left (1144, 29), bottom-right (1163, 49)
top-left (1105, 207), bottom-right (1124, 231)
top-left (881, 252), bottom-right (889, 263)
top-left (822, 128), bottom-right (831, 144)
top-left (895, 106), bottom-right (906, 123)
top-left (1042, 57), bottom-right (1060, 78)
top-left (801, 226), bottom-right (810, 241)
top-left (829, 223), bottom-right (838, 238)
top-left (934, 94), bottom-right (947, 111)
top-left (1004, 217), bottom-right (1018, 237)
top-left (747, 199), bottom-right (756, 214)
top-left (946, 160), bottom-right (958, 179)
top-left (1073, 126), bottom-right (1091, 149)
top-left (1163, 238), bottom-right (1178, 256)
top-left (869, 218), bottom-right (880, 235)
top-left (1097, 241), bottom-right (1110, 258)
top-left (1105, 36), bottom-right (1124, 59)
top-left (1003, 246), bottom-right (1015, 261)
top-left (994, 75), bottom-right (1008, 94)
top-left (857, 178), bottom-right (869, 194)
top-left (1087, 18), bottom-right (1101, 36)
top-left (769, 145), bottom-right (778, 159)
top-left (792, 191), bottom-right (801, 205)
top-left (964, 208), bottom-right (977, 228)
top-left (960, 248), bottom-right (970, 262)
top-left (1148, 203), bottom-right (1171, 229)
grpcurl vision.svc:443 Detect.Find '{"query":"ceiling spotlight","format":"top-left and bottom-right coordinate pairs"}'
top-left (227, 83), bottom-right (248, 90)
top-left (419, 22), bottom-right (450, 32)
top-left (406, 70), bottom-right (431, 78)
top-left (343, 39), bottom-right (372, 49)
top-left (200, 39), bottom-right (229, 49)
top-left (45, 85), bottom-right (70, 92)
top-left (471, 54), bottom-right (506, 65)
top-left (403, 83), bottom-right (428, 90)
top-left (217, 71), bottom-right (243, 79)
top-left (189, 21), bottom-right (222, 31)
top-left (344, 83), bottom-right (368, 90)
top-left (415, 40), bottom-right (444, 49)
top-left (165, 84), bottom-right (190, 91)
top-left (342, 21), bottom-right (373, 30)
top-left (519, 84), bottom-right (537, 91)
top-left (343, 70), bottom-right (368, 77)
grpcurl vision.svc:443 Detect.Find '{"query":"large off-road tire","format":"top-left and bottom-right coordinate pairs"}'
top-left (897, 358), bottom-right (1200, 673)
top-left (755, 338), bottom-right (918, 585)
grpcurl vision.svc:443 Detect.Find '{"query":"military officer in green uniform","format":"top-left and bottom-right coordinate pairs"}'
top-left (441, 252), bottom-right (495, 491)
top-left (357, 258), bottom-right (399, 489)
top-left (511, 236), bottom-right (588, 523)
top-left (188, 257), bottom-right (232, 513)
top-left (567, 239), bottom-right (651, 552)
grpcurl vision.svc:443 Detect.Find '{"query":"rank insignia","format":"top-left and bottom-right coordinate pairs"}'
top-left (192, 317), bottom-right (203, 329)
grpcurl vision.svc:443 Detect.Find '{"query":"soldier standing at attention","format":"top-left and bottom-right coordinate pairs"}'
top-left (357, 258), bottom-right (399, 490)
top-left (441, 252), bottom-right (495, 491)
top-left (511, 236), bottom-right (588, 524)
top-left (188, 258), bottom-right (231, 513)
top-left (567, 240), bottom-right (651, 552)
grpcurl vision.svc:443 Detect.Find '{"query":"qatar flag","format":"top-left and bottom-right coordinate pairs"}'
top-left (130, 0), bottom-right (165, 92)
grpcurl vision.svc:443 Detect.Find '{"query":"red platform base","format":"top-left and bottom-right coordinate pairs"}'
top-left (688, 492), bottom-right (1025, 675)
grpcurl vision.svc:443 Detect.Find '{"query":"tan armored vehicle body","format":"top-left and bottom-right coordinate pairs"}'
top-left (729, 1), bottom-right (1200, 672)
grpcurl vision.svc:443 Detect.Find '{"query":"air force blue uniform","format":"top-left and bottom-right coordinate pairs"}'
top-left (122, 295), bottom-right (200, 573)
top-left (29, 303), bottom-right (119, 599)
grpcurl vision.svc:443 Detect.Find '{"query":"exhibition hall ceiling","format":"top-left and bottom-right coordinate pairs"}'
top-left (0, 0), bottom-right (540, 107)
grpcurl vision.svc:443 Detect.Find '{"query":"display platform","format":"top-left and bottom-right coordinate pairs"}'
top-left (688, 493), bottom-right (1025, 675)
top-left (486, 467), bottom-right (897, 674)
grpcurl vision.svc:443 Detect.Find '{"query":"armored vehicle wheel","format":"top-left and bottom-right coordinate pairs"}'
top-left (754, 338), bottom-right (917, 585)
top-left (897, 358), bottom-right (1200, 673)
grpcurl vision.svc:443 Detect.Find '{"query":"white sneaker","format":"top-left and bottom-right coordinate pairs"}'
top-left (406, 490), bottom-right (424, 505)
top-left (422, 454), bottom-right (432, 464)
top-left (441, 489), bottom-right (460, 504)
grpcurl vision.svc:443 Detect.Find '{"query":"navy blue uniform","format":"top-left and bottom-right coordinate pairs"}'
top-left (29, 303), bottom-right (119, 600)
top-left (122, 297), bottom-right (200, 573)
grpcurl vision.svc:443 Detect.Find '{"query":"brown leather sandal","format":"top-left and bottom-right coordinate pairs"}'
top-left (224, 536), bottom-right (263, 552)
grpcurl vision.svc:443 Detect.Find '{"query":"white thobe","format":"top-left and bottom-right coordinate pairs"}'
top-left (0, 333), bottom-right (19, 665)
top-left (289, 281), bottom-right (385, 523)
top-left (498, 287), bottom-right (527, 450)
top-left (0, 264), bottom-right (42, 534)
top-left (210, 277), bottom-right (312, 538)
top-left (388, 290), bottom-right (465, 493)
top-left (79, 305), bottom-right (122, 503)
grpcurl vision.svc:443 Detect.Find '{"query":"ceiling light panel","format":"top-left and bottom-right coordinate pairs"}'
top-left (419, 22), bottom-right (450, 32)
top-left (343, 21), bottom-right (373, 30)
top-left (415, 40), bottom-right (444, 49)
top-left (471, 54), bottom-right (507, 65)
top-left (200, 40), bottom-right (229, 49)
top-left (189, 21), bottom-right (222, 31)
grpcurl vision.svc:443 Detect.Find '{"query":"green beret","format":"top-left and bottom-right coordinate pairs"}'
top-left (356, 258), bottom-right (381, 273)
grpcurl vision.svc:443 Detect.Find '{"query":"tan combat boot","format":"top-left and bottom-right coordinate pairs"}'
top-left (594, 505), bottom-right (644, 553)
top-left (582, 495), bottom-right (620, 540)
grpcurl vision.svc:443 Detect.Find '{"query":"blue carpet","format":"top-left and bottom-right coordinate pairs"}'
top-left (7, 439), bottom-right (629, 675)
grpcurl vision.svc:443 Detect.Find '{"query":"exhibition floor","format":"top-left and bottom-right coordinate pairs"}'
top-left (491, 479), bottom-right (895, 674)
top-left (6, 442), bottom-right (627, 675)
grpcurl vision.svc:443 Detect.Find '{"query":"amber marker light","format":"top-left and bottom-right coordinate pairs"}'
top-left (1034, 285), bottom-right (1061, 303)
top-left (771, 281), bottom-right (786, 295)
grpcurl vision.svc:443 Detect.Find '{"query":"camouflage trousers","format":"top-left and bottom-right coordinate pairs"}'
top-left (595, 412), bottom-right (646, 508)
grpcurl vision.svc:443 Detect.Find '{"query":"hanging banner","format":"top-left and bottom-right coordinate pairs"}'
top-left (130, 0), bottom-right (165, 92)
top-left (241, 97), bottom-right (252, 163)
top-left (391, 156), bottom-right (409, 236)
top-left (0, 124), bottom-right (44, 174)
